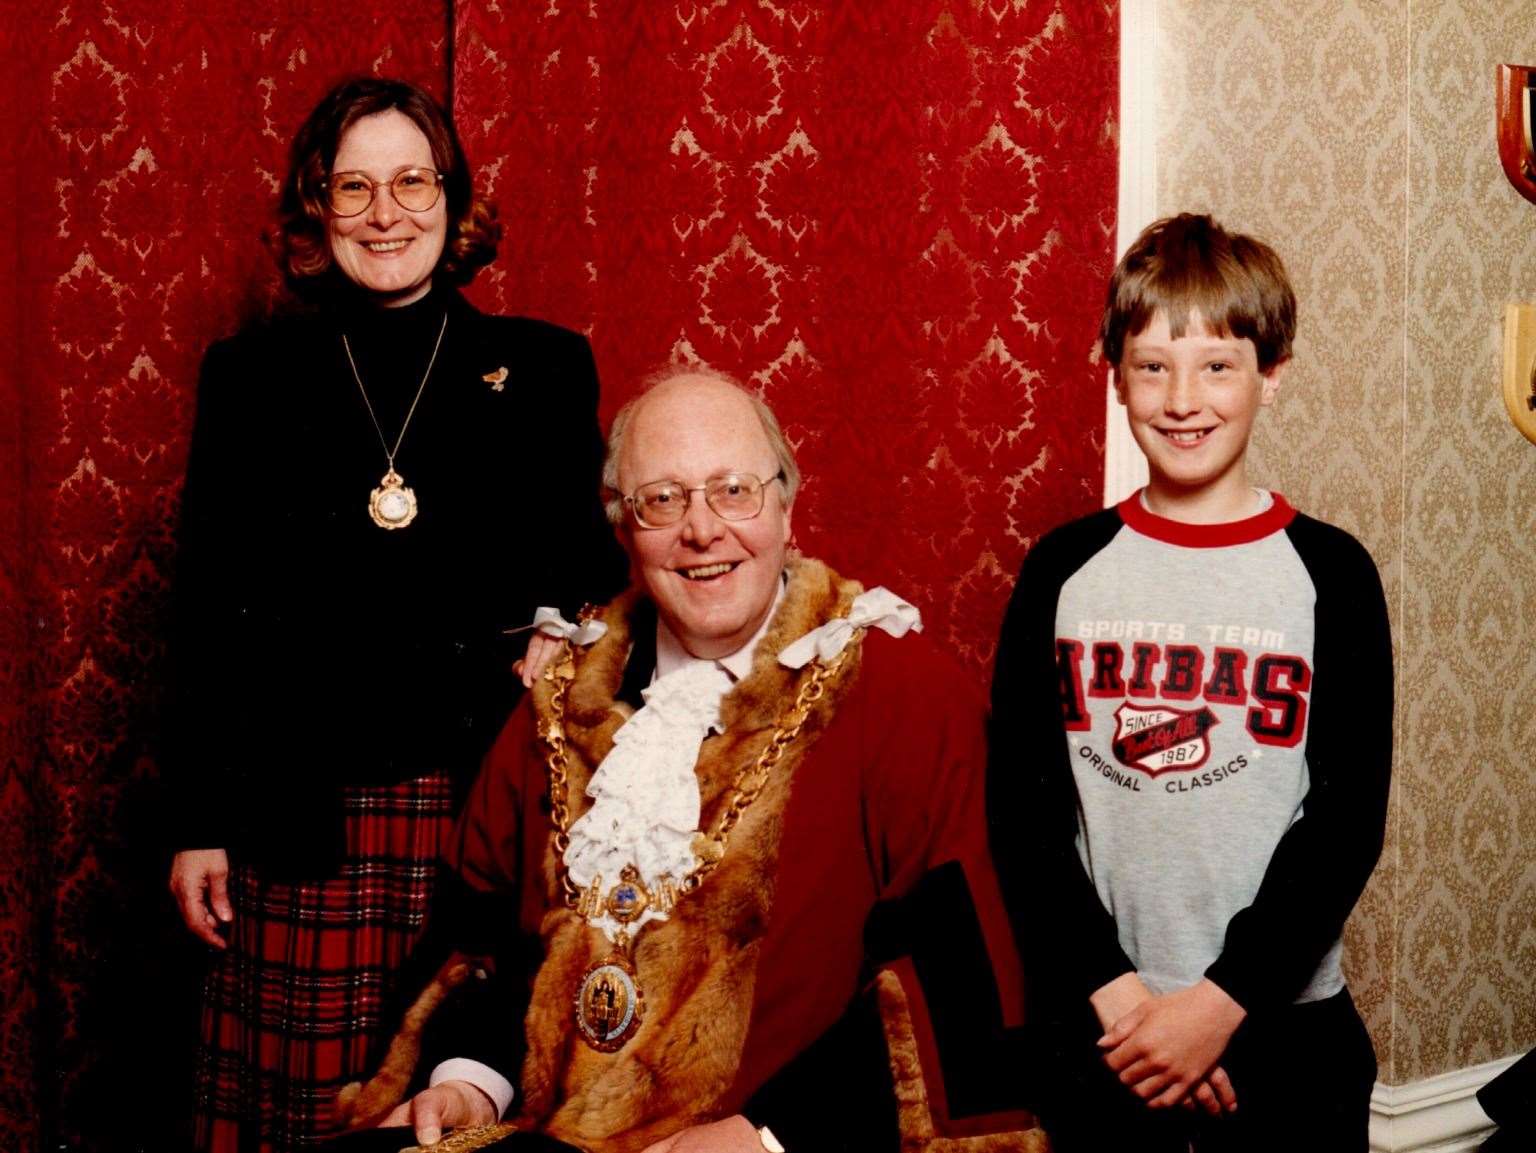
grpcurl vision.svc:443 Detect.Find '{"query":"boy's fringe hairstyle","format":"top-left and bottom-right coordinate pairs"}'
top-left (1101, 214), bottom-right (1296, 372)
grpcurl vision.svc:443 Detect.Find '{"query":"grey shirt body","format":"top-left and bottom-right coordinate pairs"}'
top-left (1056, 494), bottom-right (1340, 1002)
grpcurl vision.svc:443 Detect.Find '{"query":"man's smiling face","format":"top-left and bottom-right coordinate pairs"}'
top-left (617, 375), bottom-right (791, 660)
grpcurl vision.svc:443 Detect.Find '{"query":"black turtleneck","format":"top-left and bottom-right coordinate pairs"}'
top-left (165, 286), bottom-right (627, 872)
top-left (336, 286), bottom-right (451, 443)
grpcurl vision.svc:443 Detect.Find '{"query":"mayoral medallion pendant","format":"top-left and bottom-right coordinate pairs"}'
top-left (572, 866), bottom-right (677, 1052)
top-left (573, 949), bottom-right (644, 1053)
top-left (369, 468), bottom-right (418, 530)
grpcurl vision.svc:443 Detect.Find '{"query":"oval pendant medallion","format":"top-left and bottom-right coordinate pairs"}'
top-left (574, 956), bottom-right (644, 1052)
top-left (369, 468), bottom-right (418, 530)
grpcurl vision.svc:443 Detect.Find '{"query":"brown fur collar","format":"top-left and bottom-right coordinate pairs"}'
top-left (334, 956), bottom-right (478, 1131)
top-left (518, 556), bottom-right (865, 1151)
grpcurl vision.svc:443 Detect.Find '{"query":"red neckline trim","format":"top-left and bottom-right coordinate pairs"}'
top-left (1117, 489), bottom-right (1296, 547)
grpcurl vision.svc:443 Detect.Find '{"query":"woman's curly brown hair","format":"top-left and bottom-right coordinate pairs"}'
top-left (271, 77), bottom-right (501, 299)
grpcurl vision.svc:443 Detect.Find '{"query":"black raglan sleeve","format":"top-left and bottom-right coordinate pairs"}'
top-left (988, 510), bottom-right (1135, 1008)
top-left (1204, 516), bottom-right (1392, 1011)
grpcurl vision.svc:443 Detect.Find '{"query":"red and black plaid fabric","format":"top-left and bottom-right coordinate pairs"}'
top-left (193, 773), bottom-right (456, 1153)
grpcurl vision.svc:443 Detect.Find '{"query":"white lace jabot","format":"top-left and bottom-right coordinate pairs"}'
top-left (561, 581), bottom-right (921, 943)
top-left (563, 659), bottom-right (732, 940)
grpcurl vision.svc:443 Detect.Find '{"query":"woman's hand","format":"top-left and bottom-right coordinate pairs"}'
top-left (380, 1081), bottom-right (497, 1145)
top-left (513, 633), bottom-right (563, 688)
top-left (169, 848), bottom-right (232, 948)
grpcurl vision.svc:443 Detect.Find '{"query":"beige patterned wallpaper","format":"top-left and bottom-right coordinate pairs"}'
top-left (1151, 0), bottom-right (1536, 1085)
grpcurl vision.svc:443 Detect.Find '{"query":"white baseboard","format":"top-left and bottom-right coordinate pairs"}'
top-left (1369, 1055), bottom-right (1517, 1152)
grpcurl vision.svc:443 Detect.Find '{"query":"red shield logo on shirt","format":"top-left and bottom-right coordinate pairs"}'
top-left (1111, 703), bottom-right (1219, 776)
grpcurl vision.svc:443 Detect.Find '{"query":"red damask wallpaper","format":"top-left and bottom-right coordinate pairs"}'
top-left (1, 4), bottom-right (1115, 1150)
top-left (457, 0), bottom-right (1117, 672)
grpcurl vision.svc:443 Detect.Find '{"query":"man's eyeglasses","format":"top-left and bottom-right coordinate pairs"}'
top-left (624, 472), bottom-right (785, 529)
top-left (322, 168), bottom-right (444, 217)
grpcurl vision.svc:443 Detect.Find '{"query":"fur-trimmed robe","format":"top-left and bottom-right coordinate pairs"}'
top-left (381, 558), bottom-right (1041, 1150)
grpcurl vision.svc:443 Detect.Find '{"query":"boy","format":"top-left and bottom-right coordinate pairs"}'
top-left (990, 214), bottom-right (1391, 1151)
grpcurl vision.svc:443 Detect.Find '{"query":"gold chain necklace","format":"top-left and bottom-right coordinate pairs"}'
top-left (342, 312), bottom-right (448, 530)
top-left (539, 639), bottom-right (852, 1052)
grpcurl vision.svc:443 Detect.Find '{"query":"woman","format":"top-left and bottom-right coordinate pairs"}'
top-left (164, 77), bottom-right (625, 1152)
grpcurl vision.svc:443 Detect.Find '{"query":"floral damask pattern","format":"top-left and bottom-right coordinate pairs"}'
top-left (455, 0), bottom-right (1116, 676)
top-left (1154, 0), bottom-right (1536, 1086)
top-left (4, 4), bottom-right (1115, 1150)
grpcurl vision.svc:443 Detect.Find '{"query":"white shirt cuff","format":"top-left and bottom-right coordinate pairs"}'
top-left (428, 1059), bottom-right (515, 1120)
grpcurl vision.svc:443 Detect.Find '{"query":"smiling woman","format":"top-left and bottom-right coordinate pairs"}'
top-left (324, 112), bottom-right (447, 303)
top-left (161, 77), bottom-right (626, 1153)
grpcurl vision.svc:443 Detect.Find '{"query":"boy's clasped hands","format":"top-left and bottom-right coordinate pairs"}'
top-left (1091, 971), bottom-right (1247, 1117)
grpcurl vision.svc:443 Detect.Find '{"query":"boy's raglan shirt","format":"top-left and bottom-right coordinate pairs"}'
top-left (989, 492), bottom-right (1391, 1014)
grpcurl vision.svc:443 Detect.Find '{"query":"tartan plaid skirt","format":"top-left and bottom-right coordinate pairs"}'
top-left (192, 773), bottom-right (456, 1153)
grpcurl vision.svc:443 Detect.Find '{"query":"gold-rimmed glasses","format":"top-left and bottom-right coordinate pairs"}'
top-left (323, 167), bottom-right (444, 217)
top-left (624, 472), bottom-right (785, 529)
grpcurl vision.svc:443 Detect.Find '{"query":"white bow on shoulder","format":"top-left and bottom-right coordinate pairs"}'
top-left (776, 587), bottom-right (922, 669)
top-left (528, 605), bottom-right (609, 646)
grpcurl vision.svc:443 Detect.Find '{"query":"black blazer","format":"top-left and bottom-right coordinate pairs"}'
top-left (163, 286), bottom-right (627, 869)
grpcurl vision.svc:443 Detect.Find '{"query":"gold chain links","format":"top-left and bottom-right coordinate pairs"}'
top-left (539, 638), bottom-right (855, 909)
top-left (540, 655), bottom-right (582, 906)
top-left (683, 651), bottom-right (843, 892)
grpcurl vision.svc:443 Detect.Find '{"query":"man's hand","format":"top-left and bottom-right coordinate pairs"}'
top-left (380, 1081), bottom-right (497, 1145)
top-left (639, 1115), bottom-right (762, 1153)
top-left (1098, 978), bottom-right (1246, 1109)
top-left (513, 633), bottom-right (562, 688)
top-left (169, 848), bottom-right (232, 948)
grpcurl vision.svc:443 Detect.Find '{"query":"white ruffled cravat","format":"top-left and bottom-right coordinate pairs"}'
top-left (559, 583), bottom-right (922, 944)
top-left (563, 659), bottom-right (733, 941)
